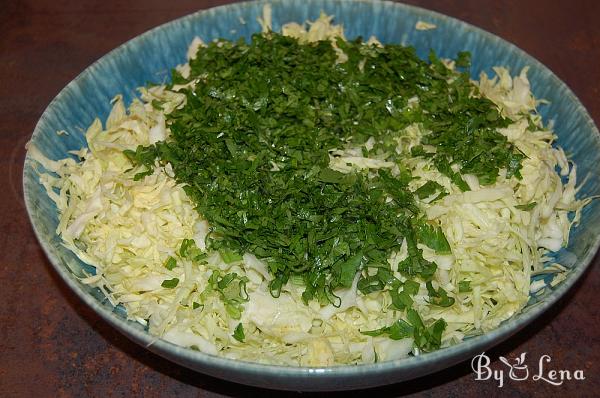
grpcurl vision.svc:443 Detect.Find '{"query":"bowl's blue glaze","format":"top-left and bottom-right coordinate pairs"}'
top-left (23, 0), bottom-right (600, 391)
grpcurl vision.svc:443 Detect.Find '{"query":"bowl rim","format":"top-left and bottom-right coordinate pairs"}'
top-left (23, 0), bottom-right (600, 387)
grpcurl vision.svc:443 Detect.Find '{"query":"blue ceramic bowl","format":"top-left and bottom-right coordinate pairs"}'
top-left (23, 0), bottom-right (600, 391)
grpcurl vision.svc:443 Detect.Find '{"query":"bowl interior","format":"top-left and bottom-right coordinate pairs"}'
top-left (23, 0), bottom-right (600, 391)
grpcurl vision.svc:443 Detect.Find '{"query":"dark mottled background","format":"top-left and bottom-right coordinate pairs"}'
top-left (1, 0), bottom-right (598, 397)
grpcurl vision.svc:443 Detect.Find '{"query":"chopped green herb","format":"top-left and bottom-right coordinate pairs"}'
top-left (389, 278), bottom-right (420, 310)
top-left (161, 278), bottom-right (179, 289)
top-left (332, 253), bottom-right (363, 289)
top-left (426, 281), bottom-right (455, 307)
top-left (220, 248), bottom-right (243, 264)
top-left (414, 221), bottom-right (452, 254)
top-left (362, 319), bottom-right (413, 340)
top-left (516, 202), bottom-right (537, 211)
top-left (164, 256), bottom-right (177, 270)
top-left (362, 308), bottom-right (447, 352)
top-left (204, 271), bottom-right (249, 319)
top-left (455, 51), bottom-right (472, 68)
top-left (233, 323), bottom-right (245, 342)
top-left (408, 308), bottom-right (446, 351)
top-left (458, 280), bottom-right (472, 293)
top-left (357, 267), bottom-right (396, 295)
top-left (403, 279), bottom-right (421, 295)
top-left (178, 239), bottom-right (207, 262)
top-left (151, 99), bottom-right (164, 110)
top-left (414, 180), bottom-right (447, 200)
top-left (390, 289), bottom-right (413, 310)
top-left (127, 31), bottom-right (523, 307)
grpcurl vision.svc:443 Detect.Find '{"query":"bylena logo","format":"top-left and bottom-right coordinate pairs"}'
top-left (471, 352), bottom-right (585, 387)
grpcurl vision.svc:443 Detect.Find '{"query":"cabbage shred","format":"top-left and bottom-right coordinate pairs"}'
top-left (27, 13), bottom-right (589, 365)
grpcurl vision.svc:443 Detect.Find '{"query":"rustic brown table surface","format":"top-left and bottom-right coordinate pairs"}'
top-left (2, 0), bottom-right (599, 397)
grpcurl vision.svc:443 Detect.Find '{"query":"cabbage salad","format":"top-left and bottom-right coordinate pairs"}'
top-left (29, 12), bottom-right (590, 366)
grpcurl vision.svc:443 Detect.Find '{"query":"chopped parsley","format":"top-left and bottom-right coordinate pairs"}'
top-left (202, 270), bottom-right (249, 320)
top-left (161, 278), bottom-right (179, 289)
top-left (361, 308), bottom-right (446, 351)
top-left (233, 323), bottom-right (245, 342)
top-left (164, 256), bottom-right (177, 270)
top-left (458, 280), bottom-right (472, 293)
top-left (126, 32), bottom-right (523, 326)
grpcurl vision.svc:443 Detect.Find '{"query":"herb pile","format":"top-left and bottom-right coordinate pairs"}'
top-left (125, 32), bottom-right (522, 332)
